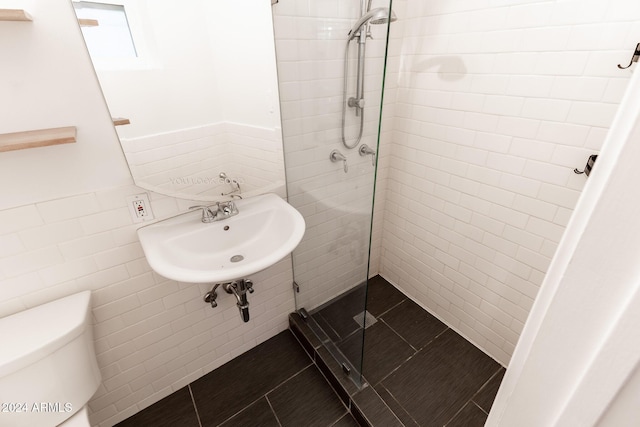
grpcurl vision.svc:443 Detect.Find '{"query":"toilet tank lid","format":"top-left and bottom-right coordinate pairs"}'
top-left (0, 291), bottom-right (92, 379)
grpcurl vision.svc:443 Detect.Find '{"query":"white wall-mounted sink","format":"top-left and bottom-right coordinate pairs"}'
top-left (137, 193), bottom-right (305, 283)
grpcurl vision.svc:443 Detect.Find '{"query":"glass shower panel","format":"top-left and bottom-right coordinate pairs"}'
top-left (272, 0), bottom-right (393, 386)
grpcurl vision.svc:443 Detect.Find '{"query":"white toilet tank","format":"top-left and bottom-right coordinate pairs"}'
top-left (0, 291), bottom-right (101, 427)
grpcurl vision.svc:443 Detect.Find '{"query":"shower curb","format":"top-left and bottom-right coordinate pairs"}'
top-left (289, 313), bottom-right (405, 427)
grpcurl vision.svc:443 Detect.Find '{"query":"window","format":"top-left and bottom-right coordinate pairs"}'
top-left (73, 1), bottom-right (137, 59)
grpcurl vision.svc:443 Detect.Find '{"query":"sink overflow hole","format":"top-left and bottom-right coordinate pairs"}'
top-left (230, 255), bottom-right (244, 263)
top-left (224, 226), bottom-right (230, 231)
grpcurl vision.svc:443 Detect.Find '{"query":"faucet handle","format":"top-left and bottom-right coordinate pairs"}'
top-left (358, 144), bottom-right (376, 166)
top-left (218, 201), bottom-right (239, 217)
top-left (189, 205), bottom-right (217, 222)
top-left (330, 149), bottom-right (348, 173)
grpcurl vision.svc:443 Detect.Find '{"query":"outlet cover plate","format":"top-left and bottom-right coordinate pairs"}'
top-left (126, 193), bottom-right (154, 223)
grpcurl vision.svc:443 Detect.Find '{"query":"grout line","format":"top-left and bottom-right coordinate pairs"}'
top-left (328, 413), bottom-right (350, 427)
top-left (187, 384), bottom-right (203, 427)
top-left (445, 400), bottom-right (490, 425)
top-left (379, 317), bottom-right (418, 352)
top-left (211, 363), bottom-right (313, 426)
top-left (443, 400), bottom-right (469, 427)
top-left (373, 297), bottom-right (406, 319)
top-left (370, 348), bottom-right (419, 387)
top-left (375, 383), bottom-right (421, 427)
top-left (265, 363), bottom-right (351, 426)
top-left (371, 327), bottom-right (451, 387)
top-left (214, 396), bottom-right (267, 426)
top-left (474, 400), bottom-right (490, 416)
top-left (470, 366), bottom-right (504, 414)
top-left (263, 364), bottom-right (314, 399)
top-left (433, 326), bottom-right (451, 341)
top-left (337, 324), bottom-right (365, 344)
top-left (443, 368), bottom-right (503, 425)
top-left (264, 395), bottom-right (284, 427)
top-left (354, 385), bottom-right (406, 427)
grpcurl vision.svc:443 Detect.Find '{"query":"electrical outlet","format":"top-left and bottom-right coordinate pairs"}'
top-left (133, 200), bottom-right (147, 218)
top-left (126, 194), bottom-right (154, 223)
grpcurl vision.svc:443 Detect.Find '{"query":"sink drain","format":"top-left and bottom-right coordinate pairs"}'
top-left (230, 255), bottom-right (244, 263)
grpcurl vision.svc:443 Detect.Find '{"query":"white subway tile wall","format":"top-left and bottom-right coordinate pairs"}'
top-left (272, 0), bottom-right (390, 310)
top-left (120, 122), bottom-right (285, 199)
top-left (379, 0), bottom-right (640, 365)
top-left (0, 186), bottom-right (295, 427)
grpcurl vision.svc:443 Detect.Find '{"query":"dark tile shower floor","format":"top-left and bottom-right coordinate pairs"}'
top-left (298, 276), bottom-right (505, 426)
top-left (116, 276), bottom-right (504, 427)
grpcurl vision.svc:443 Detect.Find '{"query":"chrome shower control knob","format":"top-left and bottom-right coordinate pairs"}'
top-left (358, 144), bottom-right (376, 166)
top-left (330, 149), bottom-right (348, 173)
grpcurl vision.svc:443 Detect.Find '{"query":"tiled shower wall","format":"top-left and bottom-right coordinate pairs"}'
top-left (0, 186), bottom-right (295, 427)
top-left (121, 122), bottom-right (285, 199)
top-left (379, 0), bottom-right (640, 364)
top-left (272, 0), bottom-right (391, 311)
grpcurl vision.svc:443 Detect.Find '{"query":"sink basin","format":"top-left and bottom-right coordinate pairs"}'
top-left (137, 193), bottom-right (305, 283)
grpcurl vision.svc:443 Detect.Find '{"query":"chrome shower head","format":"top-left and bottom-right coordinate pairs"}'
top-left (369, 9), bottom-right (397, 25)
top-left (347, 7), bottom-right (397, 40)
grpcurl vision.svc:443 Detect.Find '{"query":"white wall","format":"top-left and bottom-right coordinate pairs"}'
top-left (0, 1), bottom-right (295, 426)
top-left (0, 0), bottom-right (132, 209)
top-left (93, 0), bottom-right (281, 139)
top-left (378, 0), bottom-right (640, 365)
top-left (488, 60), bottom-right (640, 427)
top-left (205, 0), bottom-right (281, 128)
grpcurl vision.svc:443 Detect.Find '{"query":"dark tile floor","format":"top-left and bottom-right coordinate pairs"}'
top-left (302, 275), bottom-right (506, 427)
top-left (116, 276), bottom-right (505, 427)
top-left (115, 331), bottom-right (357, 427)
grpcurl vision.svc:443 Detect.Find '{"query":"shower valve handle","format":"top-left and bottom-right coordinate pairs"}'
top-left (359, 144), bottom-right (376, 166)
top-left (330, 149), bottom-right (348, 173)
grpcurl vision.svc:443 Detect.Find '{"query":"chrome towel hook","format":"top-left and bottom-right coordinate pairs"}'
top-left (618, 43), bottom-right (640, 69)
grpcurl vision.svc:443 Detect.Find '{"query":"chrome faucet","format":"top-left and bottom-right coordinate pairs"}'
top-left (217, 201), bottom-right (238, 218)
top-left (189, 205), bottom-right (218, 223)
top-left (189, 201), bottom-right (239, 223)
top-left (359, 144), bottom-right (376, 166)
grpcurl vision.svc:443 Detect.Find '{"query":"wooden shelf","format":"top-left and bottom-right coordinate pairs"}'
top-left (112, 117), bottom-right (131, 126)
top-left (0, 9), bottom-right (32, 21)
top-left (0, 127), bottom-right (77, 152)
top-left (78, 18), bottom-right (99, 27)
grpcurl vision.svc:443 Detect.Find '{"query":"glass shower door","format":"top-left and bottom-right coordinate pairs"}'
top-left (272, 0), bottom-right (393, 386)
